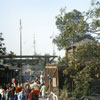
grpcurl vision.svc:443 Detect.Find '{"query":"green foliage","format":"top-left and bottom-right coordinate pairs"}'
top-left (63, 42), bottom-right (100, 97)
top-left (8, 51), bottom-right (16, 57)
top-left (60, 88), bottom-right (68, 100)
top-left (58, 41), bottom-right (100, 97)
top-left (85, 0), bottom-right (100, 37)
top-left (56, 1), bottom-right (100, 98)
top-left (76, 34), bottom-right (95, 42)
top-left (73, 42), bottom-right (100, 97)
top-left (0, 33), bottom-right (6, 55)
top-left (58, 56), bottom-right (68, 89)
top-left (54, 9), bottom-right (89, 50)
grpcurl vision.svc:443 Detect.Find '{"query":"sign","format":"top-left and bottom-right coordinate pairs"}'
top-left (52, 78), bottom-right (56, 87)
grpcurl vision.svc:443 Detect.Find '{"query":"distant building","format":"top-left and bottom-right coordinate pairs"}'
top-left (0, 64), bottom-right (21, 84)
top-left (65, 38), bottom-right (100, 94)
top-left (66, 38), bottom-right (95, 57)
top-left (23, 68), bottom-right (34, 75)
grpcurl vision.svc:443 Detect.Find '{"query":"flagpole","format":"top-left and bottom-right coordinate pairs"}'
top-left (20, 19), bottom-right (22, 82)
top-left (20, 19), bottom-right (22, 56)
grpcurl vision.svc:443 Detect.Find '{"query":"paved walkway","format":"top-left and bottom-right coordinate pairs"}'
top-left (39, 97), bottom-right (47, 100)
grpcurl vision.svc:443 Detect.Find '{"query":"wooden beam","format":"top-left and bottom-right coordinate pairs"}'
top-left (0, 55), bottom-right (57, 59)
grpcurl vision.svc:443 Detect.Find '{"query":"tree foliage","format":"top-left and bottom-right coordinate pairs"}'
top-left (55, 1), bottom-right (100, 98)
top-left (59, 42), bottom-right (100, 97)
top-left (0, 33), bottom-right (6, 55)
top-left (73, 42), bottom-right (100, 97)
top-left (85, 0), bottom-right (100, 37)
top-left (8, 51), bottom-right (16, 57)
top-left (53, 9), bottom-right (89, 50)
top-left (58, 56), bottom-right (69, 89)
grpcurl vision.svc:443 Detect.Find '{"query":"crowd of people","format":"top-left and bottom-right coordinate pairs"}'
top-left (0, 75), bottom-right (46, 100)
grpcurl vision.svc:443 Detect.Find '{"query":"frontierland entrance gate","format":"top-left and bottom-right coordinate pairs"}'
top-left (0, 55), bottom-right (57, 66)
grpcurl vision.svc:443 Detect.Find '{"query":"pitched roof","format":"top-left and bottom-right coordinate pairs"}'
top-left (71, 38), bottom-right (95, 47)
top-left (66, 38), bottom-right (96, 50)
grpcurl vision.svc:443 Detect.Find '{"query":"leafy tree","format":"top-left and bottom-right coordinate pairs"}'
top-left (85, 0), bottom-right (100, 39)
top-left (57, 56), bottom-right (68, 89)
top-left (54, 2), bottom-right (100, 98)
top-left (53, 9), bottom-right (89, 50)
top-left (54, 8), bottom-right (95, 97)
top-left (0, 33), bottom-right (6, 55)
top-left (76, 34), bottom-right (95, 42)
top-left (63, 42), bottom-right (100, 97)
top-left (8, 51), bottom-right (16, 57)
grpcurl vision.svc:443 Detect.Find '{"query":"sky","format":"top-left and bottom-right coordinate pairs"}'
top-left (0, 0), bottom-right (91, 57)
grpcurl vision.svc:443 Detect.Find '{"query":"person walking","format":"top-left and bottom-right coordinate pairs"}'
top-left (8, 87), bottom-right (12, 100)
top-left (14, 90), bottom-right (18, 100)
top-left (40, 83), bottom-right (46, 99)
top-left (29, 89), bottom-right (35, 100)
top-left (1, 89), bottom-right (6, 100)
top-left (34, 86), bottom-right (40, 100)
top-left (18, 88), bottom-right (28, 100)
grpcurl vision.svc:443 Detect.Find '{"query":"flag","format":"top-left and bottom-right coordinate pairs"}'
top-left (19, 19), bottom-right (22, 32)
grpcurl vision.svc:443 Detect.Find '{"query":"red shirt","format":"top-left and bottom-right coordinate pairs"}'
top-left (34, 89), bottom-right (40, 96)
top-left (29, 92), bottom-right (35, 100)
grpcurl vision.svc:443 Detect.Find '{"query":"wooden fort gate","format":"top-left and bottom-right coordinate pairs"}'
top-left (45, 64), bottom-right (59, 93)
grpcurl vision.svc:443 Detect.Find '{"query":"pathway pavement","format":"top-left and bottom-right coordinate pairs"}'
top-left (39, 97), bottom-right (47, 100)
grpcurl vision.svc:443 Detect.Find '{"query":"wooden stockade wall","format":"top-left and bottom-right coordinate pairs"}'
top-left (45, 64), bottom-right (59, 94)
